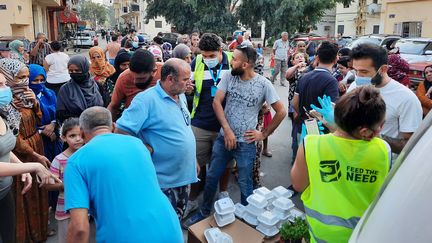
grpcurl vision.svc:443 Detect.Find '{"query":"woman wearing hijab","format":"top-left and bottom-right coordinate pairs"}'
top-left (8, 40), bottom-right (29, 64)
top-left (57, 55), bottom-right (104, 124)
top-left (0, 58), bottom-right (50, 243)
top-left (110, 51), bottom-right (131, 84)
top-left (89, 46), bottom-right (115, 106)
top-left (29, 64), bottom-right (62, 161)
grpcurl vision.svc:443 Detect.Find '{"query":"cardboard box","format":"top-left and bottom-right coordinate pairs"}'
top-left (187, 215), bottom-right (265, 243)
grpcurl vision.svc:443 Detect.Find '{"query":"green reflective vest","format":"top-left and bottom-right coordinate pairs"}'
top-left (302, 134), bottom-right (389, 243)
top-left (191, 52), bottom-right (233, 118)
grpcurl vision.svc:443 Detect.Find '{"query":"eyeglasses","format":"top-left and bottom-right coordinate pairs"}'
top-left (180, 106), bottom-right (190, 126)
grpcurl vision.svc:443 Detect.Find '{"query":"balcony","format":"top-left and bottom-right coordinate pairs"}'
top-left (367, 3), bottom-right (382, 15)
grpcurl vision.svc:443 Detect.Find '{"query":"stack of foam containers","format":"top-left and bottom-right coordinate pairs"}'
top-left (256, 210), bottom-right (280, 237)
top-left (272, 197), bottom-right (295, 229)
top-left (243, 194), bottom-right (267, 226)
top-left (204, 228), bottom-right (233, 243)
top-left (214, 198), bottom-right (236, 227)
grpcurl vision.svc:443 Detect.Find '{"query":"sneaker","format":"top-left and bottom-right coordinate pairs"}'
top-left (183, 200), bottom-right (199, 218)
top-left (218, 191), bottom-right (230, 199)
top-left (182, 211), bottom-right (207, 229)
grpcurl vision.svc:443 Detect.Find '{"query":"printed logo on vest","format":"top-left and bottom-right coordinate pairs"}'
top-left (319, 160), bottom-right (342, 182)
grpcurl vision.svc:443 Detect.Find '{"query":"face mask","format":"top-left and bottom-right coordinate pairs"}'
top-left (132, 42), bottom-right (139, 48)
top-left (355, 76), bottom-right (371, 86)
top-left (355, 67), bottom-right (382, 86)
top-left (70, 73), bottom-right (88, 84)
top-left (204, 58), bottom-right (219, 69)
top-left (29, 83), bottom-right (45, 95)
top-left (0, 87), bottom-right (12, 107)
top-left (135, 75), bottom-right (153, 89)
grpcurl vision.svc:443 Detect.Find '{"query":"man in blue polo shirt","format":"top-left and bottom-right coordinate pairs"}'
top-left (115, 58), bottom-right (198, 219)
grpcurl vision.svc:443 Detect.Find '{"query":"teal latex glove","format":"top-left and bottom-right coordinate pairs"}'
top-left (310, 95), bottom-right (335, 125)
top-left (298, 121), bottom-right (325, 146)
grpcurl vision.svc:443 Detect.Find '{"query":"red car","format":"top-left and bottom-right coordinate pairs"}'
top-left (407, 61), bottom-right (432, 89)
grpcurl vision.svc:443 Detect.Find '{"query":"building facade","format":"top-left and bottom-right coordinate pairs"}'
top-left (381, 0), bottom-right (432, 38)
top-left (335, 0), bottom-right (383, 37)
top-left (313, 9), bottom-right (336, 38)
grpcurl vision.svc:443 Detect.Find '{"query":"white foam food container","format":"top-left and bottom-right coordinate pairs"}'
top-left (246, 204), bottom-right (265, 216)
top-left (246, 194), bottom-right (267, 209)
top-left (234, 203), bottom-right (246, 219)
top-left (214, 212), bottom-right (235, 228)
top-left (272, 197), bottom-right (295, 211)
top-left (257, 210), bottom-right (279, 227)
top-left (289, 208), bottom-right (306, 221)
top-left (272, 207), bottom-right (291, 221)
top-left (253, 187), bottom-right (274, 200)
top-left (243, 210), bottom-right (259, 226)
top-left (214, 197), bottom-right (236, 215)
top-left (256, 224), bottom-right (279, 238)
top-left (204, 228), bottom-right (233, 243)
top-left (271, 186), bottom-right (294, 198)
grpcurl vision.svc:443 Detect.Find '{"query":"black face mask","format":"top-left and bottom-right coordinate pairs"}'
top-left (135, 75), bottom-right (153, 89)
top-left (70, 73), bottom-right (88, 84)
top-left (231, 67), bottom-right (244, 77)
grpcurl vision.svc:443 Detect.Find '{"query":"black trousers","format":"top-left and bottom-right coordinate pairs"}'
top-left (46, 82), bottom-right (66, 96)
top-left (0, 190), bottom-right (16, 243)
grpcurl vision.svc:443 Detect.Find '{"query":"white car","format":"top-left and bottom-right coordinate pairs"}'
top-left (349, 112), bottom-right (432, 242)
top-left (396, 38), bottom-right (432, 64)
top-left (72, 32), bottom-right (94, 48)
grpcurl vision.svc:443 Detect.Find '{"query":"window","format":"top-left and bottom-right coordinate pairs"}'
top-left (402, 22), bottom-right (422, 38)
top-left (373, 0), bottom-right (378, 3)
top-left (393, 23), bottom-right (402, 35)
top-left (155, 21), bottom-right (162, 28)
top-left (343, 3), bottom-right (349, 8)
top-left (123, 7), bottom-right (127, 13)
top-left (373, 25), bottom-right (380, 34)
top-left (324, 26), bottom-right (331, 31)
top-left (337, 25), bottom-right (344, 35)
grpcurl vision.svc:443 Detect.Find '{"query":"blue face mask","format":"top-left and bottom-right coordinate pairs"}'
top-left (355, 76), bottom-right (372, 86)
top-left (0, 87), bottom-right (12, 107)
top-left (132, 42), bottom-right (139, 48)
top-left (204, 58), bottom-right (219, 69)
top-left (29, 82), bottom-right (45, 95)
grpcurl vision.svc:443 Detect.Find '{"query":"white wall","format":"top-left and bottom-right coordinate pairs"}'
top-left (314, 8), bottom-right (336, 37)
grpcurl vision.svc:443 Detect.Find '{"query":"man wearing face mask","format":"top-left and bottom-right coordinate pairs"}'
top-left (183, 33), bottom-right (233, 218)
top-left (107, 49), bottom-right (162, 120)
top-left (347, 44), bottom-right (422, 156)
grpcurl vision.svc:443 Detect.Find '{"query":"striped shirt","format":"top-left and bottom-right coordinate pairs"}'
top-left (29, 41), bottom-right (52, 66)
top-left (50, 153), bottom-right (70, 220)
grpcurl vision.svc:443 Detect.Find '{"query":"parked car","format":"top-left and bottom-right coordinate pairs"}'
top-left (72, 32), bottom-right (94, 48)
top-left (349, 111), bottom-right (432, 243)
top-left (161, 32), bottom-right (181, 48)
top-left (406, 61), bottom-right (432, 88)
top-left (0, 36), bottom-right (31, 51)
top-left (347, 34), bottom-right (401, 49)
top-left (395, 38), bottom-right (432, 64)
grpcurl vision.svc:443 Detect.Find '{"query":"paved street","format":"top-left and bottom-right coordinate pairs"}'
top-left (47, 43), bottom-right (300, 242)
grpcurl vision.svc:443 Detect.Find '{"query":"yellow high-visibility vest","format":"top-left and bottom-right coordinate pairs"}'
top-left (302, 134), bottom-right (389, 243)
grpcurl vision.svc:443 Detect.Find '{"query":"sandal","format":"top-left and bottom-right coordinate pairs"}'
top-left (47, 229), bottom-right (56, 237)
top-left (262, 150), bottom-right (273, 157)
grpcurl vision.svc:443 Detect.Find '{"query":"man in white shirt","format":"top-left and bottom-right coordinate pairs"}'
top-left (271, 32), bottom-right (289, 86)
top-left (349, 44), bottom-right (422, 155)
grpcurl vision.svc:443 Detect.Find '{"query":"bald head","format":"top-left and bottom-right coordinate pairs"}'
top-left (161, 58), bottom-right (191, 82)
top-left (79, 106), bottom-right (113, 134)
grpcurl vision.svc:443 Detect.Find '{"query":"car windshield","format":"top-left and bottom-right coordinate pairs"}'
top-left (348, 37), bottom-right (382, 48)
top-left (396, 40), bottom-right (428, 55)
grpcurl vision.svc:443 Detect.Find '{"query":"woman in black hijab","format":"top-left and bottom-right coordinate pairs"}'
top-left (56, 55), bottom-right (103, 124)
top-left (110, 52), bottom-right (131, 84)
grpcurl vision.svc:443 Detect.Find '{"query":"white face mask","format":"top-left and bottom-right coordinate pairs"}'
top-left (204, 58), bottom-right (219, 69)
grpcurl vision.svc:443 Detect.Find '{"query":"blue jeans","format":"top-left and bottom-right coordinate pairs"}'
top-left (200, 134), bottom-right (256, 216)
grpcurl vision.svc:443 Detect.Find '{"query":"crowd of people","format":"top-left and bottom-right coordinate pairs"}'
top-left (0, 28), bottom-right (430, 243)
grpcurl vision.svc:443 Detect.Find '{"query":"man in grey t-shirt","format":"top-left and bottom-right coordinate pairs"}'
top-left (184, 45), bottom-right (287, 227)
top-left (271, 32), bottom-right (290, 86)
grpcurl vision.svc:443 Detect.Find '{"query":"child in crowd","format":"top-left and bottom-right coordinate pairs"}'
top-left (45, 118), bottom-right (83, 243)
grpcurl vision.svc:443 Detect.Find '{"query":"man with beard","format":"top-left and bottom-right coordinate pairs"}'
top-left (115, 58), bottom-right (198, 219)
top-left (184, 45), bottom-right (286, 227)
top-left (107, 49), bottom-right (162, 120)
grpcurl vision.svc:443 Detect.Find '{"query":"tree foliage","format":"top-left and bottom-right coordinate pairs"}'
top-left (145, 0), bottom-right (239, 36)
top-left (79, 1), bottom-right (108, 28)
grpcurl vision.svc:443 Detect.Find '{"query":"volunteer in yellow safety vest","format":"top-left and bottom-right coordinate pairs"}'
top-left (291, 86), bottom-right (391, 243)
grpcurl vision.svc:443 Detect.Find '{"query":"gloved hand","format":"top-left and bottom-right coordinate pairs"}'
top-left (298, 121), bottom-right (325, 146)
top-left (310, 95), bottom-right (335, 126)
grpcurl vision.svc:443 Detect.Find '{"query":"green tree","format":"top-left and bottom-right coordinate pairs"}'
top-left (79, 1), bottom-right (108, 28)
top-left (145, 0), bottom-right (239, 36)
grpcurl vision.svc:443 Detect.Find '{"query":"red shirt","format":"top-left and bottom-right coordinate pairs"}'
top-left (110, 62), bottom-right (162, 109)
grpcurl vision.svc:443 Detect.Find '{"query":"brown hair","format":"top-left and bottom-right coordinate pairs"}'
top-left (334, 86), bottom-right (386, 135)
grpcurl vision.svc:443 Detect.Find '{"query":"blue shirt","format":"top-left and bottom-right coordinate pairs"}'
top-left (190, 52), bottom-right (231, 132)
top-left (116, 81), bottom-right (197, 189)
top-left (64, 133), bottom-right (182, 243)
